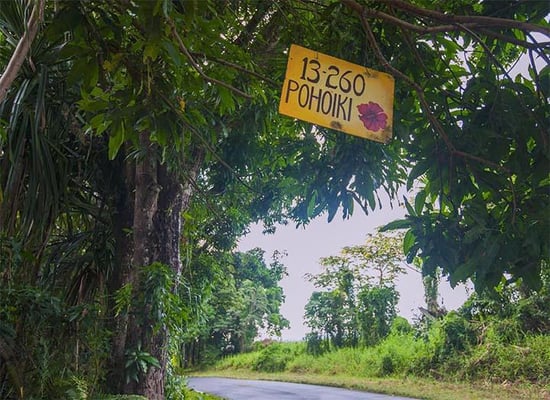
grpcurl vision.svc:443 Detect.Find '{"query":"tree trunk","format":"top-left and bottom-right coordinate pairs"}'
top-left (133, 165), bottom-right (183, 398)
top-left (122, 131), bottom-right (162, 396)
top-left (107, 131), bottom-right (203, 397)
top-left (0, 0), bottom-right (45, 103)
top-left (106, 152), bottom-right (135, 393)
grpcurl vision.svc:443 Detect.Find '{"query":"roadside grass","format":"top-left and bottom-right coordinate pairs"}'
top-left (191, 369), bottom-right (550, 400)
top-left (188, 335), bottom-right (550, 400)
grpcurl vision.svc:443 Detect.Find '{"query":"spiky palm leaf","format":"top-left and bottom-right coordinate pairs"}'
top-left (0, 2), bottom-right (114, 397)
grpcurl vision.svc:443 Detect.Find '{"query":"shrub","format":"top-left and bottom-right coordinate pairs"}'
top-left (434, 312), bottom-right (476, 360)
top-left (390, 316), bottom-right (412, 335)
top-left (215, 350), bottom-right (260, 370)
top-left (463, 334), bottom-right (550, 383)
top-left (374, 332), bottom-right (424, 377)
top-left (253, 343), bottom-right (297, 372)
top-left (305, 332), bottom-right (330, 356)
top-left (483, 318), bottom-right (523, 344)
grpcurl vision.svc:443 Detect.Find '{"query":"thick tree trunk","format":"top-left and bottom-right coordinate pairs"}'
top-left (123, 131), bottom-right (162, 396)
top-left (106, 153), bottom-right (136, 393)
top-left (114, 131), bottom-right (203, 398)
top-left (136, 162), bottom-right (187, 397)
top-left (104, 126), bottom-right (204, 397)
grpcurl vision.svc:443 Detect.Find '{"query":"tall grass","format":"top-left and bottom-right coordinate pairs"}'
top-left (212, 332), bottom-right (550, 385)
top-left (285, 334), bottom-right (426, 377)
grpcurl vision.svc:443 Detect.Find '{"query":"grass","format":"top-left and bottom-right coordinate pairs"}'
top-left (188, 335), bottom-right (550, 400)
top-left (191, 369), bottom-right (550, 400)
top-left (97, 391), bottom-right (221, 400)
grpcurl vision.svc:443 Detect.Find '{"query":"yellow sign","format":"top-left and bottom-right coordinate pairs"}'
top-left (279, 44), bottom-right (394, 143)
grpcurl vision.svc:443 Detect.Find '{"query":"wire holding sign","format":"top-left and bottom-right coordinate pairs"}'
top-left (279, 44), bottom-right (394, 143)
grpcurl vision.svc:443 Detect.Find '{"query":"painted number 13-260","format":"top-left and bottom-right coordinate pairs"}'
top-left (299, 57), bottom-right (366, 97)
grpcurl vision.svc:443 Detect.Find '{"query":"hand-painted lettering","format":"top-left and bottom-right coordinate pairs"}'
top-left (283, 79), bottom-right (352, 121)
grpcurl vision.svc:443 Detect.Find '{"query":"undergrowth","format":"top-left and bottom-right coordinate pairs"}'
top-left (213, 331), bottom-right (550, 386)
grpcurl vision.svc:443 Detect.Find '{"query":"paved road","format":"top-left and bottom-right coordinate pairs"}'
top-left (188, 377), bottom-right (418, 400)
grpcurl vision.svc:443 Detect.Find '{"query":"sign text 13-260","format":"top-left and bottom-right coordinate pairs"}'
top-left (300, 57), bottom-right (366, 97)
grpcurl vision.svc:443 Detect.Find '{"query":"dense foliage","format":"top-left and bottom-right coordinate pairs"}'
top-left (0, 0), bottom-right (548, 397)
top-left (181, 248), bottom-right (289, 366)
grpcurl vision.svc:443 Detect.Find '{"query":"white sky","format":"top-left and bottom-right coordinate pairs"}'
top-left (238, 200), bottom-right (471, 341)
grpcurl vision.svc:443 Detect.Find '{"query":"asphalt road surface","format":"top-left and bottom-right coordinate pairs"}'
top-left (188, 377), bottom-right (418, 400)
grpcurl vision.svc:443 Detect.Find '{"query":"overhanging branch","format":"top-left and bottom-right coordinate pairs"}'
top-left (166, 17), bottom-right (253, 99)
top-left (0, 0), bottom-right (45, 104)
top-left (340, 0), bottom-right (550, 46)
top-left (376, 0), bottom-right (550, 37)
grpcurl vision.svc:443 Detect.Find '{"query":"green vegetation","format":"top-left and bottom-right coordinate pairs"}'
top-left (98, 388), bottom-right (220, 400)
top-left (304, 231), bottom-right (404, 350)
top-left (181, 248), bottom-right (289, 367)
top-left (207, 328), bottom-right (549, 399)
top-left (1, 0), bottom-right (548, 398)
top-left (202, 262), bottom-right (550, 399)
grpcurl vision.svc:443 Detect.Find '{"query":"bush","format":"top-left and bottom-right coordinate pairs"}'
top-left (463, 334), bottom-right (550, 383)
top-left (305, 332), bottom-right (330, 356)
top-left (253, 343), bottom-right (299, 372)
top-left (374, 333), bottom-right (426, 377)
top-left (390, 317), bottom-right (412, 335)
top-left (215, 350), bottom-right (260, 370)
top-left (483, 318), bottom-right (523, 344)
top-left (442, 312), bottom-right (476, 352)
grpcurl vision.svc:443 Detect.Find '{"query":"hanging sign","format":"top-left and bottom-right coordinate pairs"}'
top-left (279, 44), bottom-right (394, 143)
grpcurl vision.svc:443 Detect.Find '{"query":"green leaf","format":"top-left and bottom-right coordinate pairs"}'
top-left (307, 191), bottom-right (317, 217)
top-left (405, 243), bottom-right (419, 264)
top-left (380, 219), bottom-right (410, 231)
top-left (403, 230), bottom-right (416, 254)
top-left (450, 260), bottom-right (476, 287)
top-left (366, 187), bottom-right (376, 211)
top-left (414, 190), bottom-right (427, 215)
top-left (143, 354), bottom-right (161, 368)
top-left (217, 87), bottom-right (235, 114)
top-left (463, 225), bottom-right (485, 244)
top-left (403, 197), bottom-right (416, 217)
top-left (108, 120), bottom-right (125, 160)
top-left (143, 42), bottom-right (160, 62)
top-left (407, 160), bottom-right (429, 190)
top-left (161, 40), bottom-right (184, 69)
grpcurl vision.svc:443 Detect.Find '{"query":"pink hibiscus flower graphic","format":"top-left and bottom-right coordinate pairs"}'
top-left (357, 102), bottom-right (388, 132)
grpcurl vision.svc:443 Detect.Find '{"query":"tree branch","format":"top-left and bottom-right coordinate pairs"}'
top-left (350, 3), bottom-right (455, 152)
top-left (340, 0), bottom-right (550, 46)
top-left (156, 91), bottom-right (260, 196)
top-left (0, 0), bottom-right (45, 104)
top-left (477, 28), bottom-right (550, 51)
top-left (341, 0), bottom-right (473, 35)
top-left (342, 0), bottom-right (516, 176)
top-left (166, 17), bottom-right (253, 99)
top-left (376, 0), bottom-right (550, 37)
top-left (189, 52), bottom-right (279, 87)
top-left (233, 1), bottom-right (273, 47)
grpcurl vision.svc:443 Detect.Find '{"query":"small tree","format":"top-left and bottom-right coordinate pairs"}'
top-left (304, 231), bottom-right (406, 349)
top-left (357, 285), bottom-right (399, 346)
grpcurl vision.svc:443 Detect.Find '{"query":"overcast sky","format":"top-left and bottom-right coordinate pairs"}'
top-left (238, 199), bottom-right (471, 341)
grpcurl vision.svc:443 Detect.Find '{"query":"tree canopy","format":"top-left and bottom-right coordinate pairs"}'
top-left (1, 0), bottom-right (548, 397)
